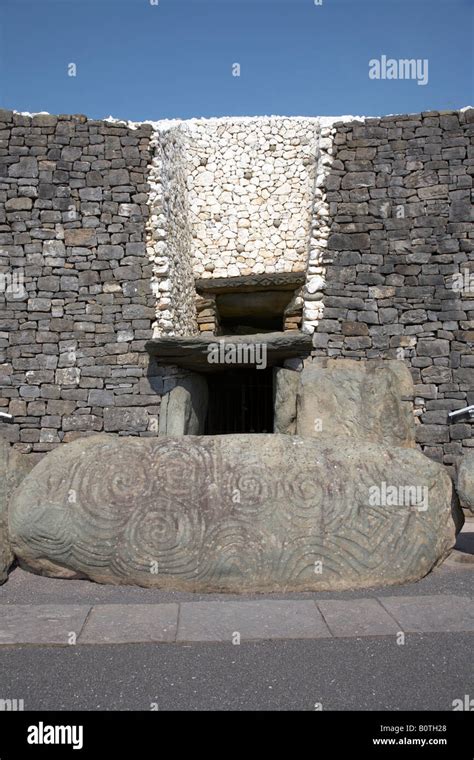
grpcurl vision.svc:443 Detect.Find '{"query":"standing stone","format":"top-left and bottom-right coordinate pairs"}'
top-left (296, 359), bottom-right (415, 449)
top-left (273, 368), bottom-right (299, 434)
top-left (457, 452), bottom-right (474, 513)
top-left (159, 373), bottom-right (209, 435)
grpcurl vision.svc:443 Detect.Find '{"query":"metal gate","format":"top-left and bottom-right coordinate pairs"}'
top-left (205, 368), bottom-right (274, 434)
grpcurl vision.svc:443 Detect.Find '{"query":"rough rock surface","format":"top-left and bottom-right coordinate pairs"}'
top-left (9, 433), bottom-right (455, 592)
top-left (296, 359), bottom-right (415, 448)
top-left (146, 331), bottom-right (312, 371)
top-left (273, 368), bottom-right (299, 434)
top-left (0, 438), bottom-right (36, 583)
top-left (158, 373), bottom-right (208, 435)
top-left (0, 439), bottom-right (13, 583)
top-left (457, 452), bottom-right (474, 513)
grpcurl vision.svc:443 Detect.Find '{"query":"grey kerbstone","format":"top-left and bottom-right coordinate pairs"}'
top-left (457, 452), bottom-right (474, 513)
top-left (379, 595), bottom-right (474, 633)
top-left (177, 601), bottom-right (330, 642)
top-left (0, 605), bottom-right (90, 645)
top-left (317, 599), bottom-right (400, 637)
top-left (296, 359), bottom-right (415, 449)
top-left (9, 433), bottom-right (456, 592)
top-left (78, 604), bottom-right (178, 644)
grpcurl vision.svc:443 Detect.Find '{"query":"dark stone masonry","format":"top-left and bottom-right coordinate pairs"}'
top-left (314, 110), bottom-right (474, 470)
top-left (0, 107), bottom-right (472, 472)
top-left (0, 111), bottom-right (160, 457)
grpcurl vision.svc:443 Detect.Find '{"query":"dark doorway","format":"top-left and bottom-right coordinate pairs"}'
top-left (205, 368), bottom-right (274, 434)
top-left (216, 291), bottom-right (292, 335)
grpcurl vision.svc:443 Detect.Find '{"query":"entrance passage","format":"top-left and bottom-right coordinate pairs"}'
top-left (205, 368), bottom-right (274, 434)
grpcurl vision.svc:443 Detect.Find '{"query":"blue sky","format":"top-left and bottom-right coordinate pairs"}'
top-left (0, 0), bottom-right (472, 120)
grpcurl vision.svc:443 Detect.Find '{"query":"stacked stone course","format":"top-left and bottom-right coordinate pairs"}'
top-left (0, 110), bottom-right (161, 453)
top-left (313, 109), bottom-right (474, 467)
top-left (0, 108), bottom-right (472, 469)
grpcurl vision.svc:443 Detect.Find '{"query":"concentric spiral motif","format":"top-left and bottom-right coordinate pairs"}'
top-left (12, 504), bottom-right (72, 561)
top-left (8, 434), bottom-right (455, 592)
top-left (117, 499), bottom-right (204, 580)
top-left (220, 463), bottom-right (275, 517)
top-left (70, 438), bottom-right (155, 525)
top-left (150, 439), bottom-right (215, 503)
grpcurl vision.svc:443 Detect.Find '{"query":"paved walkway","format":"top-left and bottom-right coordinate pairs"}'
top-left (0, 594), bottom-right (473, 645)
top-left (1, 521), bottom-right (471, 646)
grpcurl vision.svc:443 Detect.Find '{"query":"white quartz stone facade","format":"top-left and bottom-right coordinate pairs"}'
top-left (302, 123), bottom-right (337, 334)
top-left (147, 117), bottom-right (334, 336)
top-left (184, 117), bottom-right (319, 279)
top-left (147, 127), bottom-right (197, 336)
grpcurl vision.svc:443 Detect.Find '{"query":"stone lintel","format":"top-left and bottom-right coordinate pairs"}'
top-left (145, 331), bottom-right (312, 371)
top-left (195, 272), bottom-right (306, 295)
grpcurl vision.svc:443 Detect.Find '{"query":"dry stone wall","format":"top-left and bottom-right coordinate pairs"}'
top-left (312, 109), bottom-right (474, 468)
top-left (0, 110), bottom-right (162, 454)
top-left (0, 107), bottom-right (472, 469)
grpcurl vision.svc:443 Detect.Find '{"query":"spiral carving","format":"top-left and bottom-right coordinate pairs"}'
top-left (8, 434), bottom-right (455, 592)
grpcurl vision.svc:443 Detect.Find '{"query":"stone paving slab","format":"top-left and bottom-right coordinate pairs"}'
top-left (317, 599), bottom-right (401, 637)
top-left (78, 604), bottom-right (179, 644)
top-left (0, 596), bottom-right (473, 645)
top-left (379, 595), bottom-right (474, 633)
top-left (177, 600), bottom-right (330, 642)
top-left (0, 605), bottom-right (90, 645)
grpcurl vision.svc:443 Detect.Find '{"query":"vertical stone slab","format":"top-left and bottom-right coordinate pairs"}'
top-left (273, 367), bottom-right (299, 434)
top-left (159, 372), bottom-right (209, 435)
top-left (457, 451), bottom-right (474, 512)
top-left (296, 359), bottom-right (415, 448)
